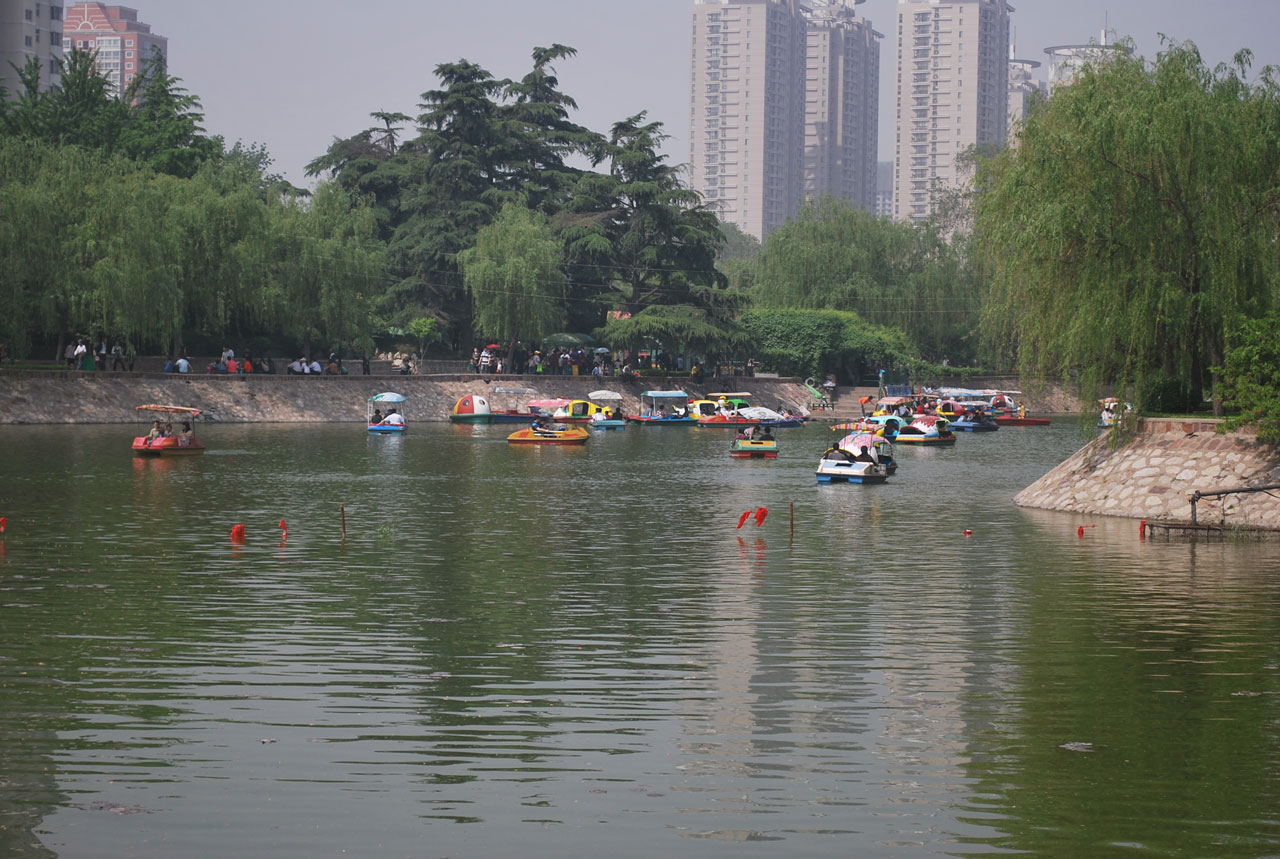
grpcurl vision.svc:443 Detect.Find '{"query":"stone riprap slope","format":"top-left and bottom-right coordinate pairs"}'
top-left (1016, 419), bottom-right (1280, 527)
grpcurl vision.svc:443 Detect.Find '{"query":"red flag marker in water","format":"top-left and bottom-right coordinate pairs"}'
top-left (230, 524), bottom-right (245, 542)
top-left (0, 517), bottom-right (6, 533)
top-left (1139, 520), bottom-right (1146, 541)
top-left (964, 529), bottom-right (972, 536)
top-left (754, 507), bottom-right (769, 527)
top-left (278, 519), bottom-right (288, 539)
top-left (737, 511), bottom-right (752, 530)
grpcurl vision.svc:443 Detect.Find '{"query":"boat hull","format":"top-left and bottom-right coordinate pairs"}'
top-left (995, 416), bottom-right (1050, 427)
top-left (132, 437), bottom-right (204, 456)
top-left (625, 415), bottom-right (696, 425)
top-left (449, 414), bottom-right (491, 424)
top-left (815, 459), bottom-right (888, 484)
top-left (730, 439), bottom-right (778, 459)
top-left (589, 420), bottom-right (627, 430)
top-left (507, 428), bottom-right (589, 445)
top-left (950, 422), bottom-right (998, 432)
top-left (368, 424), bottom-right (405, 434)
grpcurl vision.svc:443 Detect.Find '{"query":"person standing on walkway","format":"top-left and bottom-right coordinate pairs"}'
top-left (110, 341), bottom-right (125, 371)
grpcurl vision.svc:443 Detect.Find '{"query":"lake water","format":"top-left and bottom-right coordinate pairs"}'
top-left (1, 421), bottom-right (1278, 858)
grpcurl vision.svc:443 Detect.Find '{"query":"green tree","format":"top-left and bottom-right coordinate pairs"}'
top-left (459, 202), bottom-right (567, 361)
top-left (118, 49), bottom-right (222, 178)
top-left (1216, 314), bottom-right (1280, 441)
top-left (740, 309), bottom-right (910, 382)
top-left (975, 41), bottom-right (1280, 413)
top-left (752, 198), bottom-right (978, 363)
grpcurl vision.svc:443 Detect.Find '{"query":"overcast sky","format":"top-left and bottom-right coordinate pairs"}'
top-left (133, 0), bottom-right (1280, 186)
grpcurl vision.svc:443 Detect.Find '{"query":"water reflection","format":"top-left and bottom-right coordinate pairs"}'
top-left (0, 422), bottom-right (1277, 857)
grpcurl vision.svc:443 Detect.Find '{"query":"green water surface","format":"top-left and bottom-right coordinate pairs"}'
top-left (1, 421), bottom-right (1278, 858)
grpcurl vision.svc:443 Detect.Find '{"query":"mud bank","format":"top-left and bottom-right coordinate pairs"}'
top-left (1016, 418), bottom-right (1280, 528)
top-left (0, 371), bottom-right (817, 425)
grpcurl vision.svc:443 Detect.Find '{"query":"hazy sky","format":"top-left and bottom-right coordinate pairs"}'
top-left (131, 0), bottom-right (1280, 186)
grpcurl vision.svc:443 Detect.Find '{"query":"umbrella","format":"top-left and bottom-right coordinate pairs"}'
top-left (594, 347), bottom-right (611, 355)
top-left (485, 343), bottom-right (502, 350)
top-left (541, 332), bottom-right (596, 348)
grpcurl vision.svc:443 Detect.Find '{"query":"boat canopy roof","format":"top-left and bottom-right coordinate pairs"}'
top-left (528, 397), bottom-right (572, 409)
top-left (640, 390), bottom-right (689, 399)
top-left (136, 404), bottom-right (202, 416)
top-left (588, 389), bottom-right (623, 401)
top-left (368, 392), bottom-right (406, 404)
top-left (932, 387), bottom-right (1022, 399)
top-left (877, 396), bottom-right (912, 406)
top-left (493, 386), bottom-right (538, 395)
top-left (706, 392), bottom-right (751, 399)
top-left (738, 406), bottom-right (783, 421)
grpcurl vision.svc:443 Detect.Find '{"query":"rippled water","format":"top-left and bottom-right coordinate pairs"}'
top-left (2, 421), bottom-right (1279, 858)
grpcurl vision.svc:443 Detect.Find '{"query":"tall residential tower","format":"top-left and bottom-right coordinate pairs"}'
top-left (892, 0), bottom-right (1010, 223)
top-left (0, 0), bottom-right (64, 94)
top-left (803, 1), bottom-right (880, 210)
top-left (690, 0), bottom-right (879, 240)
top-left (63, 3), bottom-right (165, 96)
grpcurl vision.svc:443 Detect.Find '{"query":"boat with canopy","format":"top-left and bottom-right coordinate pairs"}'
top-left (132, 404), bottom-right (205, 456)
top-left (367, 392), bottom-right (407, 433)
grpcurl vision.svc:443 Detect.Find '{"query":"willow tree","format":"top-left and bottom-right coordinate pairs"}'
top-left (975, 41), bottom-right (1280, 413)
top-left (459, 202), bottom-right (567, 362)
top-left (751, 198), bottom-right (979, 364)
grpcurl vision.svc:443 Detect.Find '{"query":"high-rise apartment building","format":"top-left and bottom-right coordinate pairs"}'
top-left (63, 3), bottom-right (164, 96)
top-left (803, 1), bottom-right (880, 210)
top-left (690, 0), bottom-right (879, 241)
top-left (690, 0), bottom-right (807, 241)
top-left (0, 0), bottom-right (64, 95)
top-left (892, 0), bottom-right (1010, 223)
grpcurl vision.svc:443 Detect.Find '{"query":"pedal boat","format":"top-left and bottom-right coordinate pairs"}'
top-left (507, 426), bottom-right (589, 445)
top-left (132, 404), bottom-right (205, 456)
top-left (730, 437), bottom-right (778, 459)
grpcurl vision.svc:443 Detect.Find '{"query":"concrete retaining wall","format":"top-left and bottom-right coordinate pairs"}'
top-left (1016, 419), bottom-right (1280, 527)
top-left (0, 371), bottom-right (817, 425)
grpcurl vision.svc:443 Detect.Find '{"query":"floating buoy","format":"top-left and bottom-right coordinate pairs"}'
top-left (278, 519), bottom-right (288, 539)
top-left (1139, 520), bottom-right (1146, 541)
top-left (963, 529), bottom-right (972, 536)
top-left (0, 516), bottom-right (6, 533)
top-left (230, 523), bottom-right (245, 542)
top-left (737, 511), bottom-right (752, 530)
top-left (754, 507), bottom-right (769, 527)
top-left (1078, 525), bottom-right (1084, 537)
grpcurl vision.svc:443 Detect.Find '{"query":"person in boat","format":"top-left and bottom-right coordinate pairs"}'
top-left (145, 420), bottom-right (163, 445)
top-left (854, 445), bottom-right (876, 463)
top-left (383, 408), bottom-right (404, 426)
top-left (178, 421), bottom-right (193, 446)
top-left (371, 409), bottom-right (383, 425)
top-left (742, 425), bottom-right (755, 439)
top-left (760, 426), bottom-right (774, 441)
top-left (163, 423), bottom-right (175, 438)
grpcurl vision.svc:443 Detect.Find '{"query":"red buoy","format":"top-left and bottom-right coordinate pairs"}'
top-left (963, 529), bottom-right (972, 536)
top-left (736, 511), bottom-right (751, 530)
top-left (754, 507), bottom-right (769, 527)
top-left (230, 524), bottom-right (245, 542)
top-left (0, 516), bottom-right (6, 533)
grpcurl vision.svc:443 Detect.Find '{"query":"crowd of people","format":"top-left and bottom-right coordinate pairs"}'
top-left (63, 337), bottom-right (133, 371)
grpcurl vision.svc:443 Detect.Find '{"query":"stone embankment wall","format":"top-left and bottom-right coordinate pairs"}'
top-left (1016, 419), bottom-right (1280, 528)
top-left (0, 371), bottom-right (820, 425)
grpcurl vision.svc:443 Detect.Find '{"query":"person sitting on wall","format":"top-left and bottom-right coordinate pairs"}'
top-left (288, 358), bottom-right (305, 375)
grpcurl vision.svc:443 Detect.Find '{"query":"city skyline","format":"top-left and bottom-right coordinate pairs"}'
top-left (30, 1), bottom-right (1280, 192)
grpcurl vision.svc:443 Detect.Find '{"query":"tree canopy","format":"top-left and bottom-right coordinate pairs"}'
top-left (975, 41), bottom-right (1280, 412)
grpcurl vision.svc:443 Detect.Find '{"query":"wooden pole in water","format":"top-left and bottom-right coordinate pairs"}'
top-left (340, 504), bottom-right (347, 540)
top-left (790, 501), bottom-right (794, 540)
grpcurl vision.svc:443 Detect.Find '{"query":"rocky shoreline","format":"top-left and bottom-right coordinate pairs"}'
top-left (1016, 418), bottom-right (1280, 528)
